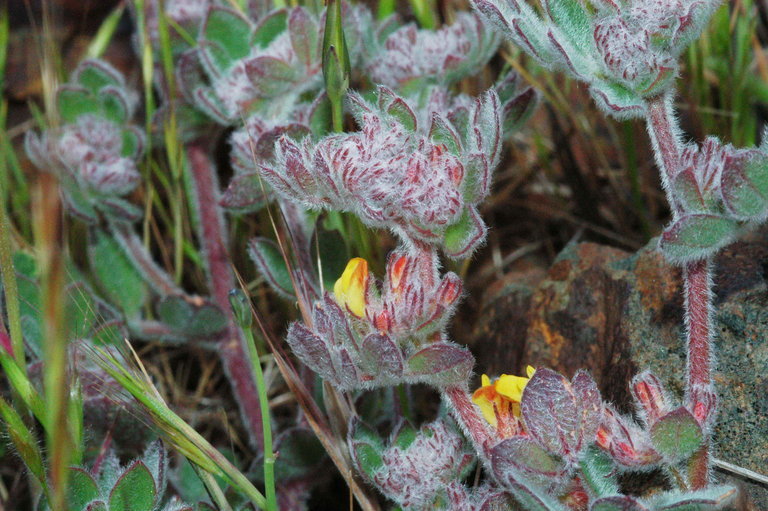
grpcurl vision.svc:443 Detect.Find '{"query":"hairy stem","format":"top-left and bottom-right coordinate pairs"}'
top-left (646, 94), bottom-right (713, 489)
top-left (186, 143), bottom-right (264, 451)
top-left (646, 92), bottom-right (682, 216)
top-left (443, 386), bottom-right (491, 452)
top-left (684, 259), bottom-right (713, 391)
top-left (684, 259), bottom-right (713, 488)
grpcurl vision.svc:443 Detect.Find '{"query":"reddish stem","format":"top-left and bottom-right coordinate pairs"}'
top-left (646, 93), bottom-right (682, 216)
top-left (684, 259), bottom-right (712, 390)
top-left (646, 95), bottom-right (712, 488)
top-left (187, 143), bottom-right (264, 451)
top-left (684, 260), bottom-right (713, 488)
top-left (443, 386), bottom-right (491, 454)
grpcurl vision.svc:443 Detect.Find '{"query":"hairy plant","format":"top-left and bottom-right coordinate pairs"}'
top-left (4, 0), bottom-right (765, 509)
top-left (42, 441), bottom-right (197, 511)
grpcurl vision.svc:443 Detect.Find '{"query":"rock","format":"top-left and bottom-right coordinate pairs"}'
top-left (467, 261), bottom-right (546, 377)
top-left (472, 239), bottom-right (768, 502)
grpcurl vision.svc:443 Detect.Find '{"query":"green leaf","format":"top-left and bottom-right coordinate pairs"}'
top-left (187, 304), bottom-right (228, 336)
top-left (203, 7), bottom-right (252, 62)
top-left (141, 440), bottom-right (166, 494)
top-left (672, 168), bottom-right (708, 213)
top-left (579, 446), bottom-right (619, 498)
top-left (350, 420), bottom-right (384, 450)
top-left (351, 442), bottom-right (383, 478)
top-left (99, 197), bottom-right (143, 223)
top-left (100, 88), bottom-right (128, 124)
top-left (659, 214), bottom-right (737, 264)
top-left (0, 397), bottom-right (46, 488)
top-left (67, 468), bottom-right (100, 510)
top-left (86, 501), bottom-right (107, 511)
top-left (57, 86), bottom-right (101, 124)
top-left (638, 66), bottom-right (676, 98)
top-left (590, 496), bottom-right (648, 511)
top-left (349, 420), bottom-right (384, 478)
top-left (309, 95), bottom-right (333, 137)
top-left (251, 9), bottom-right (288, 49)
top-left (108, 461), bottom-right (157, 511)
top-left (75, 60), bottom-right (122, 93)
top-left (392, 422), bottom-right (418, 450)
top-left (589, 81), bottom-right (645, 120)
top-left (289, 7), bottom-right (319, 68)
top-left (406, 342), bottom-right (474, 386)
top-left (649, 407), bottom-right (704, 462)
top-left (89, 229), bottom-right (147, 317)
top-left (648, 486), bottom-right (737, 510)
top-left (491, 437), bottom-right (565, 477)
top-left (443, 207), bottom-right (486, 259)
top-left (61, 178), bottom-right (99, 223)
top-left (273, 428), bottom-right (326, 481)
top-left (121, 127), bottom-right (144, 159)
top-left (245, 56), bottom-right (298, 96)
top-left (502, 475), bottom-right (567, 511)
top-left (386, 97), bottom-right (417, 131)
top-left (502, 87), bottom-right (538, 135)
top-left (156, 296), bottom-right (227, 337)
top-left (544, 0), bottom-right (594, 53)
top-left (221, 173), bottom-right (270, 213)
top-left (248, 237), bottom-right (295, 299)
top-left (14, 252), bottom-right (43, 352)
top-left (429, 114), bottom-right (462, 155)
top-left (721, 152), bottom-right (768, 219)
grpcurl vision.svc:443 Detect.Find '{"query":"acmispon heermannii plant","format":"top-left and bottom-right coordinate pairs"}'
top-left (8, 0), bottom-right (766, 509)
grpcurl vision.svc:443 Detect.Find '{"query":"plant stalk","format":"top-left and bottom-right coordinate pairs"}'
top-left (186, 143), bottom-right (264, 451)
top-left (238, 310), bottom-right (277, 511)
top-left (442, 386), bottom-right (491, 451)
top-left (34, 173), bottom-right (71, 510)
top-left (646, 94), bottom-right (713, 489)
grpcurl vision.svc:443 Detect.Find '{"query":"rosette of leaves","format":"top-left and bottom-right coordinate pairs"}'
top-left (283, 244), bottom-right (472, 391)
top-left (486, 368), bottom-right (735, 510)
top-left (139, 0), bottom-right (213, 57)
top-left (286, 292), bottom-right (474, 390)
top-left (260, 86), bottom-right (510, 257)
top-left (25, 59), bottom-right (145, 223)
top-left (471, 0), bottom-right (721, 118)
top-left (184, 4), bottom-right (367, 124)
top-left (659, 137), bottom-right (768, 264)
top-left (220, 93), bottom-right (335, 213)
top-left (348, 419), bottom-right (476, 510)
top-left (364, 12), bottom-right (499, 89)
top-left (45, 441), bottom-right (205, 511)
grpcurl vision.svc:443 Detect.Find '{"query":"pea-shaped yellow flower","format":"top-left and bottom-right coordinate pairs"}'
top-left (333, 257), bottom-right (369, 317)
top-left (472, 365), bottom-right (536, 427)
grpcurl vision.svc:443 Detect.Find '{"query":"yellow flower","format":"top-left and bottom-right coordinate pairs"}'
top-left (333, 257), bottom-right (369, 317)
top-left (472, 366), bottom-right (536, 428)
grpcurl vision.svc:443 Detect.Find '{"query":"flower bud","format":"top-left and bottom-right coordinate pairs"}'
top-left (630, 371), bottom-right (670, 426)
